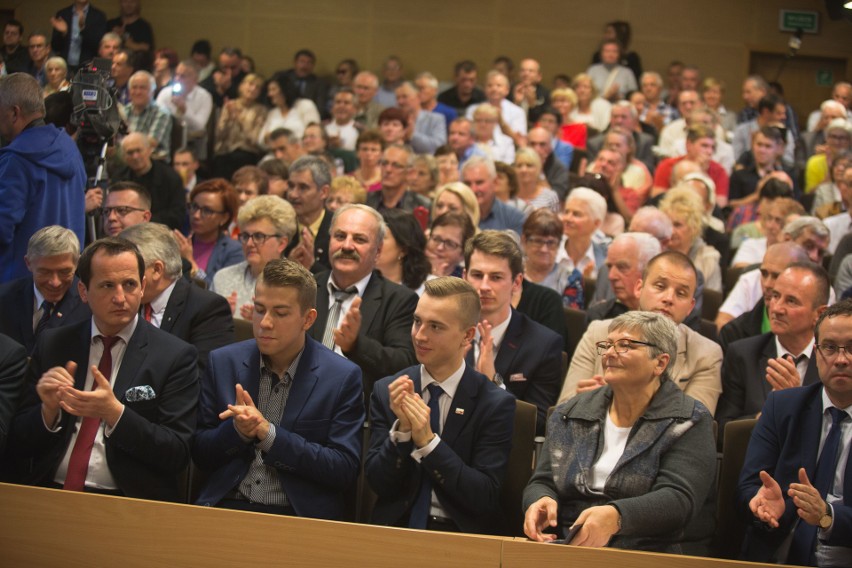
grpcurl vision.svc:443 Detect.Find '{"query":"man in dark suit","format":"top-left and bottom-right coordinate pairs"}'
top-left (462, 231), bottom-right (561, 434)
top-left (273, 49), bottom-right (329, 118)
top-left (192, 259), bottom-right (363, 519)
top-left (121, 223), bottom-right (234, 373)
top-left (10, 237), bottom-right (198, 502)
top-left (0, 226), bottom-right (91, 353)
top-left (284, 155), bottom-right (332, 274)
top-left (0, 334), bottom-right (27, 455)
top-left (586, 102), bottom-right (656, 174)
top-left (366, 277), bottom-right (515, 533)
top-left (717, 263), bottom-right (830, 437)
top-left (309, 204), bottom-right (417, 394)
top-left (737, 299), bottom-right (852, 566)
top-left (50, 1), bottom-right (108, 70)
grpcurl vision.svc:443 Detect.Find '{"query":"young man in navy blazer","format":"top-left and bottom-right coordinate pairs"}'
top-left (193, 259), bottom-right (364, 519)
top-left (366, 277), bottom-right (515, 534)
top-left (737, 299), bottom-right (852, 566)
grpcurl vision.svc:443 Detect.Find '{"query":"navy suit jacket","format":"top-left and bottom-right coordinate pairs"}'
top-left (310, 271), bottom-right (417, 394)
top-left (716, 332), bottom-right (820, 437)
top-left (159, 278), bottom-right (234, 373)
top-left (0, 334), bottom-right (27, 455)
top-left (0, 276), bottom-right (91, 353)
top-left (11, 319), bottom-right (199, 502)
top-left (192, 335), bottom-right (364, 520)
top-left (50, 4), bottom-right (108, 66)
top-left (365, 364), bottom-right (515, 534)
top-left (494, 309), bottom-right (562, 435)
top-left (201, 233), bottom-right (244, 286)
top-left (736, 382), bottom-right (852, 563)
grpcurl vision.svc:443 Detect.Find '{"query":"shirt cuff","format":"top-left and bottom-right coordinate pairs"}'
top-left (103, 404), bottom-right (125, 437)
top-left (389, 419), bottom-right (412, 444)
top-left (255, 424), bottom-right (276, 452)
top-left (42, 407), bottom-right (63, 432)
top-left (411, 434), bottom-right (441, 462)
top-left (235, 421), bottom-right (254, 443)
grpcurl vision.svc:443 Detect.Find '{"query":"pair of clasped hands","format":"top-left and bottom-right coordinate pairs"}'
top-left (37, 361), bottom-right (123, 428)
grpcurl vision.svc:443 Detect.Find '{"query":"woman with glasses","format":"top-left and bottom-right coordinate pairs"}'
top-left (522, 209), bottom-right (569, 293)
top-left (425, 211), bottom-right (475, 278)
top-left (173, 179), bottom-right (244, 285)
top-left (211, 195), bottom-right (296, 319)
top-left (523, 311), bottom-right (716, 552)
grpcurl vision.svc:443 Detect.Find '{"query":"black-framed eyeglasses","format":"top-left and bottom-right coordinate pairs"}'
top-left (238, 232), bottom-right (281, 245)
top-left (101, 205), bottom-right (147, 217)
top-left (188, 202), bottom-right (225, 217)
top-left (595, 339), bottom-right (659, 356)
top-left (815, 344), bottom-right (852, 359)
top-left (525, 235), bottom-right (560, 249)
top-left (429, 234), bottom-right (461, 251)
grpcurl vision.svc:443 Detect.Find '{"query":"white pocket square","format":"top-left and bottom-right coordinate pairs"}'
top-left (509, 373), bottom-right (527, 382)
top-left (125, 385), bottom-right (156, 402)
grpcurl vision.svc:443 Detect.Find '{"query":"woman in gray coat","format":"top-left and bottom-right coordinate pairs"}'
top-left (523, 311), bottom-right (716, 552)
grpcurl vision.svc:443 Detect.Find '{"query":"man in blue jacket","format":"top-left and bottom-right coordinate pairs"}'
top-left (0, 73), bottom-right (87, 282)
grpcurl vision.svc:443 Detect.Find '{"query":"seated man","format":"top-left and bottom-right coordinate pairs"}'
top-left (121, 223), bottom-right (234, 373)
top-left (716, 263), bottom-right (829, 437)
top-left (653, 124), bottom-right (730, 207)
top-left (394, 81), bottom-right (446, 155)
top-left (560, 251), bottom-right (723, 415)
top-left (0, 226), bottom-right (90, 353)
top-left (365, 276), bottom-right (515, 533)
top-left (0, 333), bottom-right (27, 454)
top-left (463, 231), bottom-right (563, 434)
top-left (462, 156), bottom-right (525, 236)
top-left (471, 103), bottom-right (515, 164)
top-left (11, 237), bottom-right (198, 501)
top-left (192, 259), bottom-right (364, 519)
top-left (114, 132), bottom-right (186, 230)
top-left (465, 70), bottom-right (527, 144)
top-left (123, 71), bottom-right (172, 160)
top-left (736, 298), bottom-right (852, 566)
top-left (365, 144), bottom-right (431, 213)
top-left (155, 59), bottom-right (213, 160)
top-left (308, 204), bottom-right (418, 394)
top-left (101, 181), bottom-right (152, 237)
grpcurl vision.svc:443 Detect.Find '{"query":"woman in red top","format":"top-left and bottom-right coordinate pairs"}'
top-left (551, 88), bottom-right (588, 150)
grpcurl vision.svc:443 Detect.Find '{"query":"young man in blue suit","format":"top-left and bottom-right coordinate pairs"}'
top-left (366, 277), bottom-right (515, 534)
top-left (193, 259), bottom-right (364, 519)
top-left (464, 230), bottom-right (563, 434)
top-left (737, 299), bottom-right (852, 566)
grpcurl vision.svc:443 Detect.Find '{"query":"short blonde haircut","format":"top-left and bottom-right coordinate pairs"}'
top-left (433, 182), bottom-right (480, 227)
top-left (329, 176), bottom-right (367, 204)
top-left (473, 103), bottom-right (499, 120)
top-left (659, 186), bottom-right (704, 239)
top-left (571, 73), bottom-right (598, 99)
top-left (514, 146), bottom-right (542, 173)
top-left (550, 87), bottom-right (578, 107)
top-left (237, 194), bottom-right (297, 240)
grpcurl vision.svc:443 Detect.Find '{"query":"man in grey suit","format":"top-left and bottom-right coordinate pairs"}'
top-left (716, 262), bottom-right (830, 437)
top-left (395, 82), bottom-right (446, 155)
top-left (586, 101), bottom-right (656, 174)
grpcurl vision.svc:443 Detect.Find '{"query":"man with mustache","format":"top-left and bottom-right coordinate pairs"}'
top-left (716, 263), bottom-right (829, 438)
top-left (308, 204), bottom-right (417, 396)
top-left (560, 250), bottom-right (722, 416)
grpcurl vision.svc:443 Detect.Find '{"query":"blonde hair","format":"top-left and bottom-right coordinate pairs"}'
top-left (550, 87), bottom-right (578, 107)
top-left (237, 195), bottom-right (297, 240)
top-left (329, 176), bottom-right (367, 204)
top-left (659, 186), bottom-right (704, 238)
top-left (433, 182), bottom-right (480, 227)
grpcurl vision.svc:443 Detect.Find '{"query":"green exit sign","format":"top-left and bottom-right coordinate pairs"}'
top-left (779, 10), bottom-right (819, 33)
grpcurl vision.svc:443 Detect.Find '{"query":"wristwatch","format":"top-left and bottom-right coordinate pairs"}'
top-left (818, 504), bottom-right (832, 530)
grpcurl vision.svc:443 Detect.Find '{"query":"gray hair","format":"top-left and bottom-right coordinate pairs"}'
top-left (415, 71), bottom-right (438, 90)
top-left (120, 223), bottom-right (183, 281)
top-left (613, 232), bottom-right (662, 271)
top-left (289, 154), bottom-right (331, 189)
top-left (331, 203), bottom-right (386, 247)
top-left (612, 100), bottom-right (637, 119)
top-left (45, 56), bottom-right (68, 72)
top-left (630, 206), bottom-right (674, 240)
top-left (821, 99), bottom-right (846, 114)
top-left (461, 155), bottom-right (496, 179)
top-left (608, 311), bottom-right (678, 382)
top-left (100, 32), bottom-right (122, 47)
top-left (237, 195), bottom-right (297, 240)
top-left (566, 187), bottom-right (607, 223)
top-left (782, 216), bottom-right (830, 240)
top-left (130, 70), bottom-right (156, 93)
top-left (27, 225), bottom-right (80, 261)
top-left (640, 71), bottom-right (663, 87)
top-left (0, 73), bottom-right (46, 117)
top-left (269, 127), bottom-right (299, 145)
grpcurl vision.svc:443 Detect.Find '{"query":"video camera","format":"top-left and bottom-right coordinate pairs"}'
top-left (70, 57), bottom-right (125, 177)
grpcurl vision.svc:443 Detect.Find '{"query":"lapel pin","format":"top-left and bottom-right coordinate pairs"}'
top-left (56, 312), bottom-right (63, 318)
top-left (454, 408), bottom-right (464, 415)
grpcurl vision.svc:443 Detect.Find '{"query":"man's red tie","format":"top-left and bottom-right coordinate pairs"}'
top-left (63, 336), bottom-right (118, 491)
top-left (143, 303), bottom-right (153, 323)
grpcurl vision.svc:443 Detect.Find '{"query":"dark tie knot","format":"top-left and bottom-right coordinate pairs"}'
top-left (332, 286), bottom-right (357, 302)
top-left (828, 407), bottom-right (847, 426)
top-left (426, 383), bottom-right (444, 402)
top-left (41, 300), bottom-right (55, 313)
top-left (99, 335), bottom-right (119, 351)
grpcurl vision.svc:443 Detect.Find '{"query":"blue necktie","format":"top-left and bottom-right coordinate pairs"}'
top-left (35, 300), bottom-right (55, 336)
top-left (789, 407), bottom-right (847, 566)
top-left (408, 383), bottom-right (444, 529)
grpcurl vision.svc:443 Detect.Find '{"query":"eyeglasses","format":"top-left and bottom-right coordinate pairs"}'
top-left (379, 159), bottom-right (407, 170)
top-left (238, 232), bottom-right (281, 245)
top-left (815, 344), bottom-right (852, 359)
top-left (188, 202), bottom-right (225, 217)
top-left (525, 235), bottom-right (560, 249)
top-left (429, 234), bottom-right (462, 251)
top-left (101, 205), bottom-right (147, 217)
top-left (595, 339), bottom-right (659, 356)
